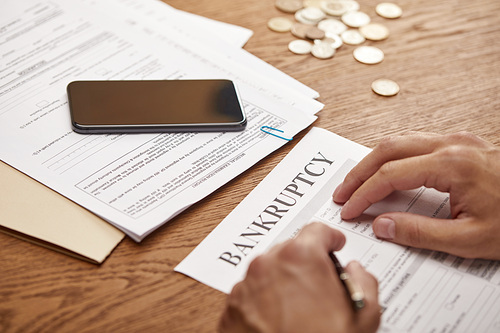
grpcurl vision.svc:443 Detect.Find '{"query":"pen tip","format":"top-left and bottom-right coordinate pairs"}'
top-left (353, 299), bottom-right (365, 310)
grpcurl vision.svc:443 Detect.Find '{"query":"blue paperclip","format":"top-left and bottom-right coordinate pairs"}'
top-left (260, 126), bottom-right (293, 141)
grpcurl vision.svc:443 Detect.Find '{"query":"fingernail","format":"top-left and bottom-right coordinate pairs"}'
top-left (340, 200), bottom-right (350, 219)
top-left (374, 218), bottom-right (395, 240)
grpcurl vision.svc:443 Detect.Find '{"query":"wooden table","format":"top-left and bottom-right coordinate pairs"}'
top-left (1, 0), bottom-right (499, 332)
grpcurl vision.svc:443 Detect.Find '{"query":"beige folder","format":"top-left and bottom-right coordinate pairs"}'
top-left (0, 161), bottom-right (124, 264)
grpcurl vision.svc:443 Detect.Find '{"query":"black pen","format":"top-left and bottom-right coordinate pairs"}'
top-left (329, 252), bottom-right (365, 310)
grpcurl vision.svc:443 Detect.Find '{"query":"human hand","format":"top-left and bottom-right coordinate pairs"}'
top-left (333, 132), bottom-right (500, 260)
top-left (218, 222), bottom-right (380, 333)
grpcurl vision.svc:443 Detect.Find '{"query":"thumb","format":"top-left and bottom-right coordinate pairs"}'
top-left (372, 213), bottom-right (465, 256)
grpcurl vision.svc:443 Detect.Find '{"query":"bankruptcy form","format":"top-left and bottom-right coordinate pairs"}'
top-left (176, 128), bottom-right (500, 333)
top-left (0, 0), bottom-right (319, 241)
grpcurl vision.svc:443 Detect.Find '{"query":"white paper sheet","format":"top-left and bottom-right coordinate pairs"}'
top-left (0, 0), bottom-right (319, 241)
top-left (108, 0), bottom-right (254, 48)
top-left (78, 0), bottom-right (321, 103)
top-left (176, 127), bottom-right (500, 332)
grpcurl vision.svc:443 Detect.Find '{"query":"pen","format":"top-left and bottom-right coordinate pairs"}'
top-left (329, 252), bottom-right (365, 310)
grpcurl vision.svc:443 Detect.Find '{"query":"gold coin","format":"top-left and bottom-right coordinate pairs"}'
top-left (371, 78), bottom-right (400, 96)
top-left (267, 17), bottom-right (294, 32)
top-left (359, 23), bottom-right (389, 41)
top-left (375, 3), bottom-right (403, 19)
top-left (353, 46), bottom-right (384, 64)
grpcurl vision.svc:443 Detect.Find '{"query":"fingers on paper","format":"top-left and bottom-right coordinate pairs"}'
top-left (373, 212), bottom-right (495, 259)
top-left (339, 153), bottom-right (448, 220)
top-left (333, 132), bottom-right (442, 204)
top-left (333, 131), bottom-right (492, 210)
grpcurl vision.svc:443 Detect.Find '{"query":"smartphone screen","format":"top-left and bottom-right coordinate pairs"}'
top-left (67, 79), bottom-right (246, 134)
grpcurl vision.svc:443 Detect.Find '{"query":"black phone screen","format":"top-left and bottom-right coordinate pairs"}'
top-left (67, 79), bottom-right (246, 134)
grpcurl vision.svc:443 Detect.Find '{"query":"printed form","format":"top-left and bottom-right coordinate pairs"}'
top-left (90, 0), bottom-right (320, 101)
top-left (0, 0), bottom-right (320, 241)
top-left (176, 127), bottom-right (500, 332)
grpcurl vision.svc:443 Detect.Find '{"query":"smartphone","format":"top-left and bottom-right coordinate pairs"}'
top-left (67, 79), bottom-right (247, 134)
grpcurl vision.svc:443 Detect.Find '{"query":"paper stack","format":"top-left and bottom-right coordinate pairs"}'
top-left (0, 0), bottom-right (323, 259)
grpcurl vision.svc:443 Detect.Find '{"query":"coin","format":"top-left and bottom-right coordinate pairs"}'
top-left (291, 23), bottom-right (315, 38)
top-left (268, 17), bottom-right (294, 32)
top-left (323, 33), bottom-right (343, 48)
top-left (341, 29), bottom-right (365, 45)
top-left (342, 0), bottom-right (360, 12)
top-left (371, 78), bottom-right (400, 96)
top-left (301, 7), bottom-right (326, 23)
top-left (353, 46), bottom-right (384, 64)
top-left (375, 3), bottom-right (403, 19)
top-left (311, 41), bottom-right (336, 59)
top-left (320, 0), bottom-right (360, 16)
top-left (317, 18), bottom-right (347, 35)
top-left (288, 39), bottom-right (313, 54)
top-left (303, 0), bottom-right (323, 7)
top-left (306, 26), bottom-right (326, 39)
top-left (341, 11), bottom-right (371, 28)
top-left (359, 23), bottom-right (389, 41)
top-left (295, 9), bottom-right (321, 24)
top-left (320, 0), bottom-right (350, 16)
top-left (275, 0), bottom-right (303, 13)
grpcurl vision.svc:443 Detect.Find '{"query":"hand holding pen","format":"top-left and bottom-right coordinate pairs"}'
top-left (330, 252), bottom-right (366, 311)
top-left (219, 222), bottom-right (380, 333)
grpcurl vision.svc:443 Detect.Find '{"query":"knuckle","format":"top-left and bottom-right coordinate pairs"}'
top-left (246, 254), bottom-right (268, 277)
top-left (278, 240), bottom-right (306, 261)
top-left (436, 145), bottom-right (468, 163)
top-left (450, 222), bottom-right (494, 259)
top-left (404, 220), bottom-right (424, 246)
top-left (302, 221), bottom-right (325, 235)
top-left (437, 144), bottom-right (476, 162)
top-left (436, 146), bottom-right (482, 177)
top-left (376, 136), bottom-right (400, 154)
top-left (378, 161), bottom-right (397, 178)
top-left (447, 131), bottom-right (488, 148)
top-left (449, 131), bottom-right (478, 142)
top-left (227, 281), bottom-right (245, 303)
top-left (402, 130), bottom-right (420, 136)
top-left (277, 236), bottom-right (325, 266)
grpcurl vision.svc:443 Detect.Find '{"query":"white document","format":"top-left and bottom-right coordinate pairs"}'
top-left (78, 0), bottom-right (321, 103)
top-left (176, 127), bottom-right (500, 332)
top-left (108, 0), bottom-right (254, 48)
top-left (0, 0), bottom-right (318, 241)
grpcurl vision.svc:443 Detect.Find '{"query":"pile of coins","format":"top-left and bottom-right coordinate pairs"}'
top-left (268, 0), bottom-right (402, 96)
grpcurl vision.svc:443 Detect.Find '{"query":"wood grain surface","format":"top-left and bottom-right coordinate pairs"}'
top-left (1, 0), bottom-right (499, 332)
